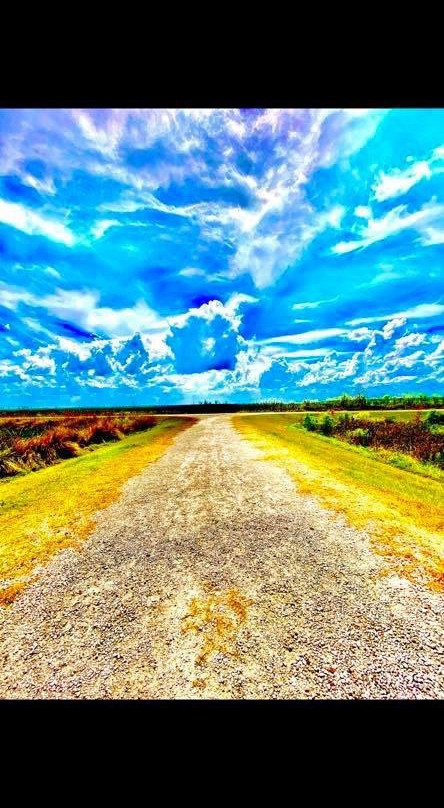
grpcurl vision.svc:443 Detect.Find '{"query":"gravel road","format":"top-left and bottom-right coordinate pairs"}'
top-left (0, 415), bottom-right (442, 699)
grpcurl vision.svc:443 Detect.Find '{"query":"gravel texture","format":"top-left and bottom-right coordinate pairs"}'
top-left (0, 415), bottom-right (442, 699)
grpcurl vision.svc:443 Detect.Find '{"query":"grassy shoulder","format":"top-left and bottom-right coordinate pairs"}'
top-left (279, 409), bottom-right (442, 424)
top-left (0, 417), bottom-right (196, 605)
top-left (233, 414), bottom-right (444, 592)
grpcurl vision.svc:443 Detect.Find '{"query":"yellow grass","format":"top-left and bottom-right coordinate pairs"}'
top-left (233, 414), bottom-right (444, 592)
top-left (0, 417), bottom-right (194, 604)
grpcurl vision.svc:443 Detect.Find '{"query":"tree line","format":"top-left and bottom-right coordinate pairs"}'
top-left (1, 393), bottom-right (443, 416)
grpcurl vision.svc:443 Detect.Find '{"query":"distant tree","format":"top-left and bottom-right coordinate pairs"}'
top-left (354, 394), bottom-right (368, 409)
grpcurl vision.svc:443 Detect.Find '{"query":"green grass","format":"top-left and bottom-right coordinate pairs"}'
top-left (286, 421), bottom-right (444, 482)
top-left (286, 409), bottom-right (443, 424)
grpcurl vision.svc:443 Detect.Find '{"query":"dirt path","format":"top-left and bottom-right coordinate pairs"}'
top-left (0, 415), bottom-right (442, 699)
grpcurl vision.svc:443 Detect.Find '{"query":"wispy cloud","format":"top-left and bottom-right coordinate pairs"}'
top-left (0, 108), bottom-right (443, 405)
top-left (0, 198), bottom-right (75, 245)
top-left (259, 328), bottom-right (347, 345)
top-left (372, 144), bottom-right (444, 202)
top-left (347, 303), bottom-right (444, 326)
top-left (292, 297), bottom-right (336, 310)
top-left (372, 160), bottom-right (432, 202)
top-left (332, 202), bottom-right (444, 254)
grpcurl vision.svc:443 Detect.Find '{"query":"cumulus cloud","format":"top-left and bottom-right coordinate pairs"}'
top-left (382, 317), bottom-right (407, 340)
top-left (0, 108), bottom-right (443, 405)
top-left (166, 296), bottom-right (252, 375)
top-left (249, 315), bottom-right (444, 398)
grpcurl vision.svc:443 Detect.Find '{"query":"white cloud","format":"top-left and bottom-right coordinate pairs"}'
top-left (369, 269), bottom-right (402, 285)
top-left (292, 297), bottom-right (336, 310)
top-left (269, 348), bottom-right (331, 359)
top-left (71, 109), bottom-right (133, 159)
top-left (382, 317), bottom-right (407, 340)
top-left (259, 327), bottom-right (347, 346)
top-left (317, 109), bottom-right (387, 168)
top-left (232, 347), bottom-right (272, 388)
top-left (354, 205), bottom-right (372, 218)
top-left (348, 303), bottom-right (444, 326)
top-left (354, 370), bottom-right (417, 387)
top-left (56, 337), bottom-right (94, 360)
top-left (178, 267), bottom-right (206, 277)
top-left (84, 300), bottom-right (161, 336)
top-left (0, 282), bottom-right (36, 310)
top-left (230, 205), bottom-right (345, 288)
top-left (0, 198), bottom-right (75, 245)
top-left (14, 348), bottom-right (56, 375)
top-left (202, 337), bottom-right (216, 353)
top-left (91, 219), bottom-right (121, 239)
top-left (0, 281), bottom-right (165, 339)
top-left (346, 327), bottom-right (375, 342)
top-left (419, 224), bottom-right (444, 245)
top-left (169, 293), bottom-right (256, 333)
top-left (297, 351), bottom-right (362, 387)
top-left (371, 144), bottom-right (444, 203)
top-left (372, 160), bottom-right (432, 202)
top-left (394, 332), bottom-right (426, 350)
top-left (332, 201), bottom-right (444, 255)
top-left (44, 266), bottom-right (61, 279)
top-left (386, 350), bottom-right (425, 370)
top-left (424, 339), bottom-right (444, 365)
top-left (7, 108), bottom-right (381, 290)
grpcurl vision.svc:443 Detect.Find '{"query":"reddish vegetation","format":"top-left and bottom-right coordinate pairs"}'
top-left (0, 414), bottom-right (158, 477)
top-left (334, 414), bottom-right (444, 467)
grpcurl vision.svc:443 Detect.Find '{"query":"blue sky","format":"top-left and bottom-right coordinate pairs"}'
top-left (0, 108), bottom-right (443, 407)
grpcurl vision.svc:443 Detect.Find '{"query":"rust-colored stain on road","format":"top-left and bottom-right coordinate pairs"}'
top-left (182, 587), bottom-right (251, 666)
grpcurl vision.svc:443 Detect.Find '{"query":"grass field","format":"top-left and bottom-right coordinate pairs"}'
top-left (0, 412), bottom-right (162, 477)
top-left (233, 413), bottom-right (444, 592)
top-left (0, 416), bottom-right (195, 604)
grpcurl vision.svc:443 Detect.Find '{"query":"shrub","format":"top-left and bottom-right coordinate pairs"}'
top-left (305, 410), bottom-right (444, 469)
top-left (303, 414), bottom-right (317, 432)
top-left (426, 410), bottom-right (444, 425)
top-left (334, 415), bottom-right (444, 467)
top-left (320, 415), bottom-right (334, 436)
top-left (348, 427), bottom-right (370, 447)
